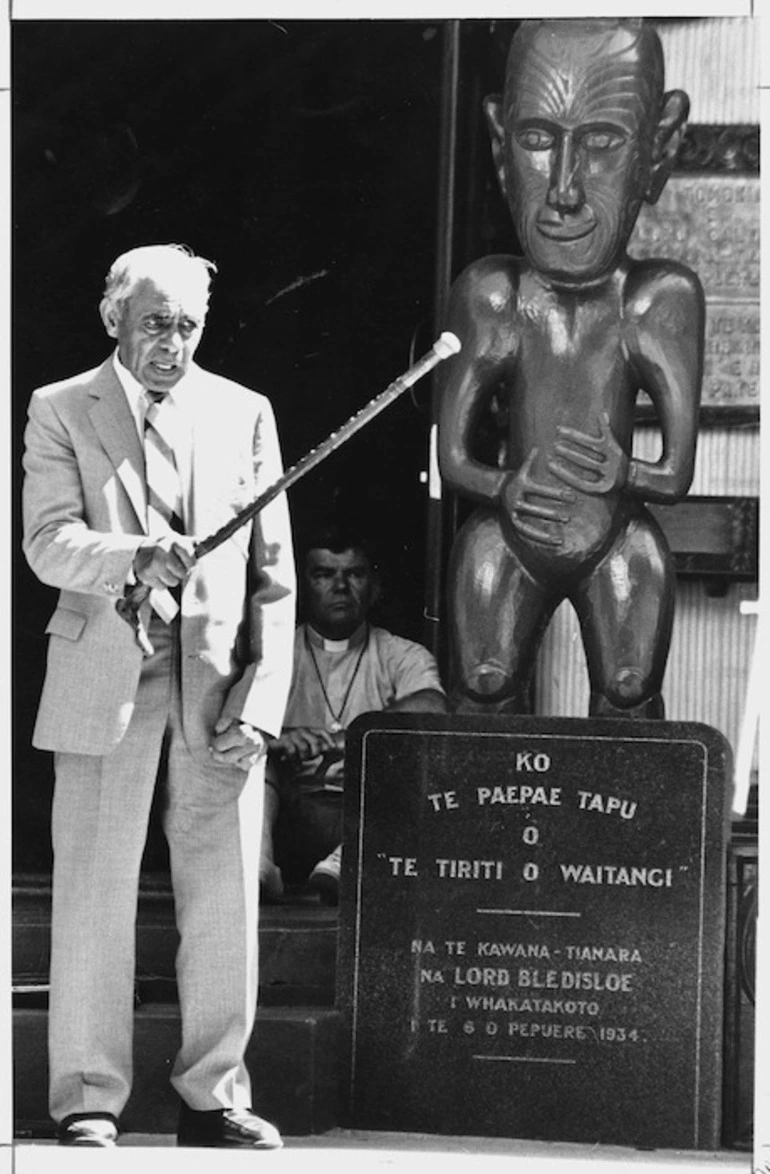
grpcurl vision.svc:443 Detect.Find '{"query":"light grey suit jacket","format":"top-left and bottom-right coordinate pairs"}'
top-left (22, 357), bottom-right (296, 756)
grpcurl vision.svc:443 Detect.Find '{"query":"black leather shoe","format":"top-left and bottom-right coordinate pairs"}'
top-left (57, 1112), bottom-right (118, 1147)
top-left (177, 1104), bottom-right (283, 1149)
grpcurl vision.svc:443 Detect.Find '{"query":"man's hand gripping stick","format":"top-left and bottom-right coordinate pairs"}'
top-left (116, 332), bottom-right (462, 655)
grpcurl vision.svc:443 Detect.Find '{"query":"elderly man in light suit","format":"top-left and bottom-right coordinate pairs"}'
top-left (22, 244), bottom-right (296, 1148)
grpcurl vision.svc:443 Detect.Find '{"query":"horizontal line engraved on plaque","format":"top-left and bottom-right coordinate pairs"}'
top-left (473, 1055), bottom-right (577, 1065)
top-left (477, 909), bottom-right (582, 918)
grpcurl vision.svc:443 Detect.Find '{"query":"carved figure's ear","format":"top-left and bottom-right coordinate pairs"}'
top-left (483, 95), bottom-right (508, 199)
top-left (646, 89), bottom-right (689, 205)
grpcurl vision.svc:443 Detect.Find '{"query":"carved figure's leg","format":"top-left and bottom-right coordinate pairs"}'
top-left (572, 510), bottom-right (675, 719)
top-left (448, 509), bottom-right (555, 714)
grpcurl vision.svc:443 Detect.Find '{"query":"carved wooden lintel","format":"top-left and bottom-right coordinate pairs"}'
top-left (676, 125), bottom-right (760, 175)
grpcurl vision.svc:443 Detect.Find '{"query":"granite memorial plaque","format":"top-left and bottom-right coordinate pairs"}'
top-left (338, 715), bottom-right (731, 1150)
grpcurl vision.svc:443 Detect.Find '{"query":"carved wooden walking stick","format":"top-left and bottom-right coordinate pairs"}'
top-left (117, 332), bottom-right (461, 655)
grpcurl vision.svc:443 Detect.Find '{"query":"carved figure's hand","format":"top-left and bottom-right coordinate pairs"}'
top-left (267, 726), bottom-right (343, 764)
top-left (501, 448), bottom-right (575, 547)
top-left (548, 412), bottom-right (629, 496)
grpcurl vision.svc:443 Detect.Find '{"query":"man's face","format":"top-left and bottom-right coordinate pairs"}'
top-left (104, 276), bottom-right (208, 392)
top-left (304, 547), bottom-right (376, 640)
top-left (504, 27), bottom-right (653, 285)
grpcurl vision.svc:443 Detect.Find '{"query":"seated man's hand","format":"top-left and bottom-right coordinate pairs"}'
top-left (267, 726), bottom-right (343, 764)
top-left (134, 535), bottom-right (197, 589)
top-left (210, 717), bottom-right (268, 772)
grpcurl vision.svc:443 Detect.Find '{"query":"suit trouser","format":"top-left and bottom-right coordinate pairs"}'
top-left (48, 616), bottom-right (263, 1122)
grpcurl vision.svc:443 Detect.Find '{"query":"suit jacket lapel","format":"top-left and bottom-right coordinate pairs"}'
top-left (184, 365), bottom-right (226, 537)
top-left (173, 376), bottom-right (195, 532)
top-left (88, 359), bottom-right (148, 531)
top-left (184, 366), bottom-right (255, 547)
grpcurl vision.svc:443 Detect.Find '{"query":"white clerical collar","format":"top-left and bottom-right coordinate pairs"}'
top-left (305, 622), bottom-right (369, 653)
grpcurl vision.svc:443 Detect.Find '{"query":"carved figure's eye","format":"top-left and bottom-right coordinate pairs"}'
top-left (580, 129), bottom-right (625, 152)
top-left (515, 127), bottom-right (554, 151)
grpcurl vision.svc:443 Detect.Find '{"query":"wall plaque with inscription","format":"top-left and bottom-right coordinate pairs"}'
top-left (338, 714), bottom-right (731, 1150)
top-left (630, 174), bottom-right (759, 415)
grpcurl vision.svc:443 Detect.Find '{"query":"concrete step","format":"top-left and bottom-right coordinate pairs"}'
top-left (13, 873), bottom-right (338, 1006)
top-left (13, 873), bottom-right (342, 1138)
top-left (12, 1130), bottom-right (754, 1171)
top-left (14, 1001), bottom-right (341, 1139)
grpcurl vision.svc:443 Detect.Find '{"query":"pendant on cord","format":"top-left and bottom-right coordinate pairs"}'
top-left (305, 625), bottom-right (369, 736)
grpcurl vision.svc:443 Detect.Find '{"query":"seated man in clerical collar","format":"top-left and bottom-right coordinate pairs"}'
top-left (262, 523), bottom-right (447, 904)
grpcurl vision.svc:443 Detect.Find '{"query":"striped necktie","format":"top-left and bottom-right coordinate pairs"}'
top-left (144, 389), bottom-right (184, 622)
top-left (144, 389), bottom-right (184, 535)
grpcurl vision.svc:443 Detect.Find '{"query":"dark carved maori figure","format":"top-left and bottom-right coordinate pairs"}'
top-left (439, 18), bottom-right (705, 719)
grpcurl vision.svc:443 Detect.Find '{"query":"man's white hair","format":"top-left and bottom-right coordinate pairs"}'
top-left (100, 243), bottom-right (217, 318)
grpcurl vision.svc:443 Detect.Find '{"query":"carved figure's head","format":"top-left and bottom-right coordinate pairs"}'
top-left (485, 19), bottom-right (689, 286)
